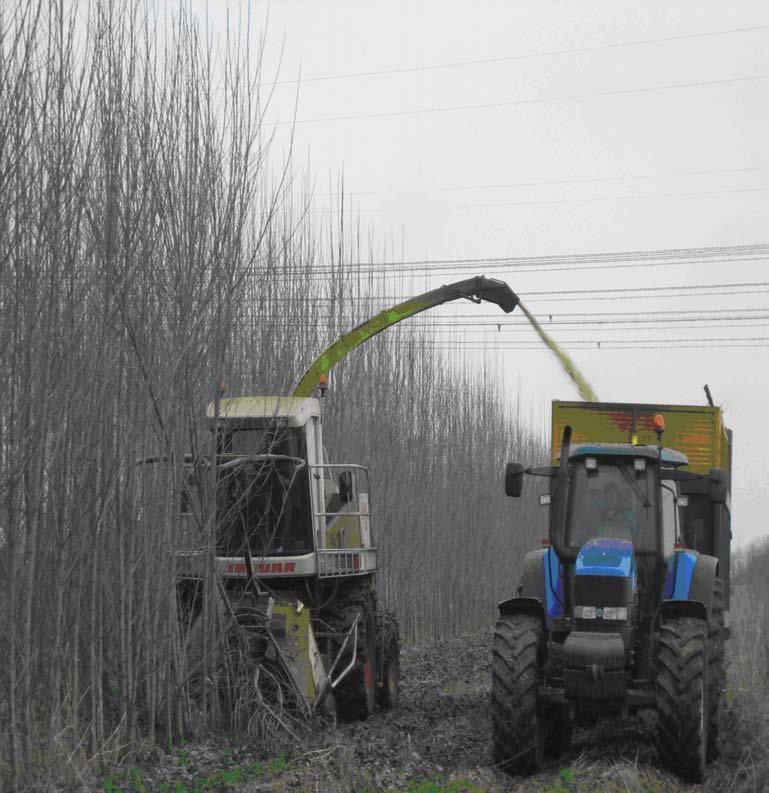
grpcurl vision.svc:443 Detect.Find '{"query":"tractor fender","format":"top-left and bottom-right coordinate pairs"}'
top-left (655, 598), bottom-right (708, 627)
top-left (661, 550), bottom-right (719, 621)
top-left (688, 553), bottom-right (719, 620)
top-left (516, 547), bottom-right (564, 619)
top-left (517, 549), bottom-right (547, 603)
top-left (497, 596), bottom-right (546, 627)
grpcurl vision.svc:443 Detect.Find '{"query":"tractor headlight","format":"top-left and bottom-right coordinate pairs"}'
top-left (574, 605), bottom-right (627, 620)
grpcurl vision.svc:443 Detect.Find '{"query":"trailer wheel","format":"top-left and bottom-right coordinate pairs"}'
top-left (322, 581), bottom-right (377, 721)
top-left (376, 610), bottom-right (400, 710)
top-left (656, 616), bottom-right (708, 783)
top-left (707, 579), bottom-right (725, 762)
top-left (490, 613), bottom-right (544, 774)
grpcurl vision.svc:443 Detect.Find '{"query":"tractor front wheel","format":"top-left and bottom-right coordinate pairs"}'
top-left (490, 613), bottom-right (544, 774)
top-left (656, 615), bottom-right (708, 783)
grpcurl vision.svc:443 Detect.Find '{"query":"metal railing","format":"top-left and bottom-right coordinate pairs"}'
top-left (310, 463), bottom-right (377, 578)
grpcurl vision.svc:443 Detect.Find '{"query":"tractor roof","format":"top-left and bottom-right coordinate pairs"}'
top-left (569, 443), bottom-right (689, 467)
top-left (206, 396), bottom-right (320, 427)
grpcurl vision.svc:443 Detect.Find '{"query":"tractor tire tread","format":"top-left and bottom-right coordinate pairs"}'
top-left (656, 616), bottom-right (708, 783)
top-left (490, 613), bottom-right (543, 775)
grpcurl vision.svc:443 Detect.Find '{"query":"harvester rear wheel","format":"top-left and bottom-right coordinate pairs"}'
top-left (707, 578), bottom-right (725, 762)
top-left (322, 581), bottom-right (377, 721)
top-left (655, 616), bottom-right (708, 783)
top-left (376, 610), bottom-right (400, 710)
top-left (490, 613), bottom-right (544, 774)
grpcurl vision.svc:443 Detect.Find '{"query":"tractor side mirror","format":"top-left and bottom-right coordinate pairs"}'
top-left (708, 468), bottom-right (728, 503)
top-left (505, 463), bottom-right (525, 497)
top-left (338, 470), bottom-right (353, 504)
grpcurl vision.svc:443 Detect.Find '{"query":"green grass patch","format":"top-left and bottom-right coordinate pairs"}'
top-left (394, 778), bottom-right (489, 793)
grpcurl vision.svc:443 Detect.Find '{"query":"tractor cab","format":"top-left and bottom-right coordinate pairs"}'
top-left (563, 443), bottom-right (688, 557)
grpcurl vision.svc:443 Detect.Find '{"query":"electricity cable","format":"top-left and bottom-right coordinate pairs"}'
top-left (271, 24), bottom-right (769, 86)
top-left (272, 73), bottom-right (769, 125)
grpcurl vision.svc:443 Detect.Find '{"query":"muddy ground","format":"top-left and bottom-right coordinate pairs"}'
top-left (97, 632), bottom-right (746, 793)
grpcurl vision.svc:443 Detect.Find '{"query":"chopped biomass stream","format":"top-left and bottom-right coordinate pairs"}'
top-left (519, 302), bottom-right (598, 402)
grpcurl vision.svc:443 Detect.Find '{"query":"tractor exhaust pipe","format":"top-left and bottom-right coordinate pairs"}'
top-left (550, 425), bottom-right (576, 564)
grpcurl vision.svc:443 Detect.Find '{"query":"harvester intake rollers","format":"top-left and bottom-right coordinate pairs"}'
top-left (490, 613), bottom-right (545, 774)
top-left (655, 616), bottom-right (708, 783)
top-left (707, 578), bottom-right (725, 762)
top-left (322, 581), bottom-right (378, 721)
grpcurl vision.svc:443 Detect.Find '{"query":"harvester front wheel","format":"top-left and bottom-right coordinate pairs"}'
top-left (377, 610), bottom-right (400, 710)
top-left (656, 616), bottom-right (708, 783)
top-left (707, 578), bottom-right (725, 762)
top-left (322, 581), bottom-right (377, 721)
top-left (490, 613), bottom-right (544, 774)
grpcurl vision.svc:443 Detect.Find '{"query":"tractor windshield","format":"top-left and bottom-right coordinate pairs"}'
top-left (565, 459), bottom-right (657, 552)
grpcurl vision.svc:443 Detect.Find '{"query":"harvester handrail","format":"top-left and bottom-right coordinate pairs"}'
top-left (217, 454), bottom-right (306, 471)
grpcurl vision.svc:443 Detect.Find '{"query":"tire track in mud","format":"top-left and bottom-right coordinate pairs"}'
top-left (296, 631), bottom-right (732, 791)
top-left (103, 632), bottom-right (741, 792)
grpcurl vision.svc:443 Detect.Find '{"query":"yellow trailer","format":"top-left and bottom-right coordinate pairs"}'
top-left (551, 400), bottom-right (731, 475)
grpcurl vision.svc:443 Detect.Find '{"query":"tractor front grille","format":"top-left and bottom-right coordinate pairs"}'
top-left (575, 575), bottom-right (632, 607)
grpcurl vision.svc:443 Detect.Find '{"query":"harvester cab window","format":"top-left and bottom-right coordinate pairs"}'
top-left (214, 424), bottom-right (313, 557)
top-left (567, 461), bottom-right (655, 551)
top-left (223, 425), bottom-right (298, 456)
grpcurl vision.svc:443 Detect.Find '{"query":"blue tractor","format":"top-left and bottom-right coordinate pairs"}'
top-left (492, 403), bottom-right (730, 783)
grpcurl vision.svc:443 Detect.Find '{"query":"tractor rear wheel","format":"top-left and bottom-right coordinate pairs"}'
top-left (490, 613), bottom-right (544, 774)
top-left (376, 609), bottom-right (400, 710)
top-left (321, 581), bottom-right (377, 721)
top-left (656, 616), bottom-right (708, 783)
top-left (707, 578), bottom-right (725, 762)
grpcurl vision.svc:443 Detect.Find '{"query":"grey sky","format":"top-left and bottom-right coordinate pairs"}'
top-left (196, 0), bottom-right (769, 547)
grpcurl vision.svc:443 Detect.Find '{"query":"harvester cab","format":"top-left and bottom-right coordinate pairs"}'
top-left (493, 400), bottom-right (731, 783)
top-left (178, 395), bottom-right (388, 722)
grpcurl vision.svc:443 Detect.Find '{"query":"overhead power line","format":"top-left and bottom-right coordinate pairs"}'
top-left (275, 73), bottom-right (769, 125)
top-left (318, 243), bottom-right (769, 269)
top-left (421, 335), bottom-right (769, 345)
top-left (326, 164), bottom-right (769, 197)
top-left (294, 246), bottom-right (769, 278)
top-left (313, 185), bottom-right (769, 215)
top-left (426, 342), bottom-right (769, 352)
top-left (379, 306), bottom-right (769, 318)
top-left (259, 280), bottom-right (769, 303)
top-left (356, 319), bottom-right (769, 330)
top-left (272, 24), bottom-right (769, 86)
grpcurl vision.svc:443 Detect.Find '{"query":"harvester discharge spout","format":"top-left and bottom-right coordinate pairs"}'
top-left (292, 276), bottom-right (519, 398)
